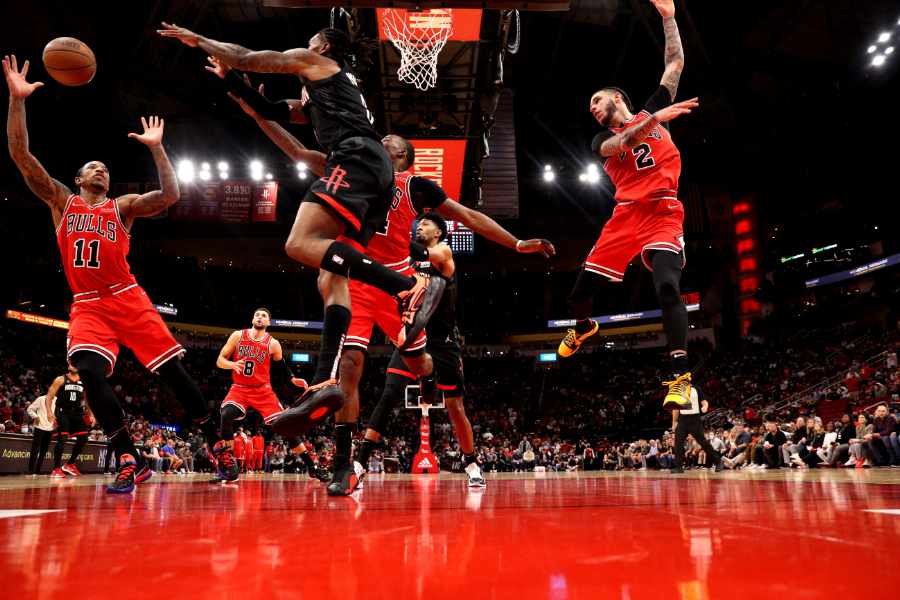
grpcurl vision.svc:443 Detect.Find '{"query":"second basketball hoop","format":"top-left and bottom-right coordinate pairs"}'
top-left (378, 8), bottom-right (454, 91)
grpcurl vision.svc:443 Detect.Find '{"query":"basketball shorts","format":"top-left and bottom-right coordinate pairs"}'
top-left (385, 339), bottom-right (465, 397)
top-left (346, 265), bottom-right (427, 353)
top-left (304, 136), bottom-right (395, 248)
top-left (55, 408), bottom-right (88, 437)
top-left (222, 384), bottom-right (285, 424)
top-left (583, 199), bottom-right (685, 281)
top-left (67, 284), bottom-right (184, 376)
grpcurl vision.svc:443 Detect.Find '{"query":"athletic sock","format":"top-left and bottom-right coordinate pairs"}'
top-left (463, 453), bottom-right (477, 467)
top-left (320, 241), bottom-right (416, 297)
top-left (109, 426), bottom-right (145, 470)
top-left (670, 351), bottom-right (689, 377)
top-left (334, 423), bottom-right (356, 471)
top-left (574, 319), bottom-right (595, 335)
top-left (313, 305), bottom-right (352, 385)
top-left (357, 438), bottom-right (376, 467)
top-left (53, 438), bottom-right (64, 469)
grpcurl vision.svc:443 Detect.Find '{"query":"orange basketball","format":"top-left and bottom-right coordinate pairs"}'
top-left (42, 37), bottom-right (96, 86)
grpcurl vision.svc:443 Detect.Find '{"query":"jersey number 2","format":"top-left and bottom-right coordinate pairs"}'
top-left (633, 144), bottom-right (656, 170)
top-left (73, 239), bottom-right (101, 269)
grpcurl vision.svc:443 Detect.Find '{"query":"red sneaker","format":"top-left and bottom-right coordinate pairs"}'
top-left (855, 458), bottom-right (865, 469)
top-left (61, 464), bottom-right (82, 477)
top-left (50, 468), bottom-right (66, 479)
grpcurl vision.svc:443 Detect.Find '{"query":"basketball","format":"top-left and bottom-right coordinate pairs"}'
top-left (42, 37), bottom-right (96, 86)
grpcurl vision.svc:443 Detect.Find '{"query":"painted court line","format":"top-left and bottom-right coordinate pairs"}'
top-left (0, 509), bottom-right (64, 519)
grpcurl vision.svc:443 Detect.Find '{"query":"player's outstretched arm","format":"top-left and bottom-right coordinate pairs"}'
top-left (206, 57), bottom-right (309, 125)
top-left (650, 0), bottom-right (684, 99)
top-left (435, 198), bottom-right (556, 258)
top-left (596, 97), bottom-right (699, 157)
top-left (118, 116), bottom-right (180, 221)
top-left (424, 243), bottom-right (456, 279)
top-left (216, 331), bottom-right (245, 373)
top-left (158, 23), bottom-right (330, 77)
top-left (4, 56), bottom-right (71, 223)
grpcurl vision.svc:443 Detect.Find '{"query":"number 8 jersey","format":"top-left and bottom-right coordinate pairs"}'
top-left (231, 329), bottom-right (272, 387)
top-left (56, 195), bottom-right (137, 297)
top-left (592, 86), bottom-right (682, 204)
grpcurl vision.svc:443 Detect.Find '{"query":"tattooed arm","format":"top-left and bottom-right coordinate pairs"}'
top-left (594, 97), bottom-right (699, 157)
top-left (650, 0), bottom-right (685, 98)
top-left (3, 56), bottom-right (71, 224)
top-left (118, 116), bottom-right (180, 221)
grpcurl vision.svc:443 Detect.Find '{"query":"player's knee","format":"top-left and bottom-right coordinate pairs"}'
top-left (446, 396), bottom-right (466, 418)
top-left (339, 350), bottom-right (364, 385)
top-left (70, 352), bottom-right (107, 385)
top-left (402, 351), bottom-right (432, 376)
top-left (221, 404), bottom-right (243, 423)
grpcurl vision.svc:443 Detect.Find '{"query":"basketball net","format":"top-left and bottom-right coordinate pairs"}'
top-left (381, 8), bottom-right (454, 91)
top-left (411, 403), bottom-right (440, 474)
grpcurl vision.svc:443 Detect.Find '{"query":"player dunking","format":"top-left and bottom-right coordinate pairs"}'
top-left (158, 25), bottom-right (444, 434)
top-left (4, 55), bottom-right (217, 493)
top-left (45, 365), bottom-right (93, 478)
top-left (212, 308), bottom-right (329, 483)
top-left (556, 0), bottom-right (699, 409)
top-left (213, 63), bottom-right (553, 493)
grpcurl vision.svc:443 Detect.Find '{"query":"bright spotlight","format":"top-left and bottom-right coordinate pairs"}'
top-left (578, 173), bottom-right (587, 182)
top-left (586, 170), bottom-right (601, 184)
top-left (879, 32), bottom-right (891, 43)
top-left (265, 173), bottom-right (273, 180)
top-left (587, 163), bottom-right (599, 173)
top-left (873, 54), bottom-right (887, 67)
top-left (217, 161), bottom-right (229, 171)
top-left (298, 171), bottom-right (308, 180)
top-left (219, 171), bottom-right (229, 180)
top-left (296, 162), bottom-right (308, 171)
top-left (251, 172), bottom-right (263, 182)
top-left (543, 164), bottom-right (553, 171)
top-left (542, 170), bottom-right (555, 182)
top-left (249, 160), bottom-right (263, 172)
top-left (887, 47), bottom-right (895, 55)
top-left (199, 170), bottom-right (211, 181)
top-left (868, 45), bottom-right (878, 54)
top-left (177, 160), bottom-right (195, 183)
top-left (200, 162), bottom-right (211, 171)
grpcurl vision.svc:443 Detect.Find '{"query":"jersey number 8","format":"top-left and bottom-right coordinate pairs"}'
top-left (243, 361), bottom-right (255, 376)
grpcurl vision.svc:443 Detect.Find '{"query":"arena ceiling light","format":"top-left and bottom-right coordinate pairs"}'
top-left (873, 54), bottom-right (887, 67)
top-left (879, 32), bottom-right (892, 43)
top-left (177, 159), bottom-right (195, 183)
top-left (217, 161), bottom-right (229, 171)
top-left (542, 165), bottom-right (555, 183)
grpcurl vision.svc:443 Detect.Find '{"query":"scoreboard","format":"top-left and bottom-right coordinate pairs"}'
top-left (445, 220), bottom-right (475, 254)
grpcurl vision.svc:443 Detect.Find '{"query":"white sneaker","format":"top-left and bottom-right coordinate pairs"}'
top-left (465, 462), bottom-right (486, 488)
top-left (844, 457), bottom-right (856, 467)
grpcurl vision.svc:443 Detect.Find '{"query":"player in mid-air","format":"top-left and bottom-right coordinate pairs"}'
top-left (213, 308), bottom-right (329, 483)
top-left (45, 366), bottom-right (93, 478)
top-left (556, 0), bottom-right (699, 410)
top-left (158, 24), bottom-right (445, 435)
top-left (211, 60), bottom-right (554, 493)
top-left (4, 55), bottom-right (218, 493)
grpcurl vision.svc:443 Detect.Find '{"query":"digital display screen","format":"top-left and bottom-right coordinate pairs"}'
top-left (539, 353), bottom-right (558, 362)
top-left (291, 353), bottom-right (311, 363)
top-left (445, 220), bottom-right (474, 254)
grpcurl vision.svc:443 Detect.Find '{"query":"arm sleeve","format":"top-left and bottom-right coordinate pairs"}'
top-left (642, 86), bottom-right (673, 114)
top-left (223, 70), bottom-right (293, 123)
top-left (271, 357), bottom-right (295, 388)
top-left (408, 176), bottom-right (448, 211)
top-left (590, 130), bottom-right (615, 155)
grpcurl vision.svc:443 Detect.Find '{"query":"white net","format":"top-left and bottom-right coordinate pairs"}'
top-left (381, 8), bottom-right (454, 91)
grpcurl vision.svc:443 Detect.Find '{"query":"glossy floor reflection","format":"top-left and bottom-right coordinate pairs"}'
top-left (2, 470), bottom-right (899, 599)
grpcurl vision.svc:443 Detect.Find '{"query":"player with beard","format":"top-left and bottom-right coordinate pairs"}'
top-left (46, 365), bottom-right (93, 478)
top-left (212, 308), bottom-right (329, 483)
top-left (556, 0), bottom-right (700, 410)
top-left (4, 55), bottom-right (218, 493)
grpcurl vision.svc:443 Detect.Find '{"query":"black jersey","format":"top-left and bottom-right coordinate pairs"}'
top-left (57, 375), bottom-right (85, 412)
top-left (415, 256), bottom-right (459, 345)
top-left (303, 69), bottom-right (378, 152)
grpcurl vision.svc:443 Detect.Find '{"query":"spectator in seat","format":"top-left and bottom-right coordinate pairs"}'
top-left (871, 404), bottom-right (900, 466)
top-left (723, 425), bottom-right (752, 469)
top-left (783, 416), bottom-right (807, 467)
top-left (817, 421), bottom-right (838, 464)
top-left (849, 414), bottom-right (874, 468)
top-left (828, 414), bottom-right (855, 467)
top-left (761, 417), bottom-right (787, 469)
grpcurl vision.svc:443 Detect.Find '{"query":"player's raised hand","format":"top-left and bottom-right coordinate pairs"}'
top-left (649, 0), bottom-right (675, 18)
top-left (3, 55), bottom-right (44, 98)
top-left (205, 55), bottom-right (229, 79)
top-left (653, 97), bottom-right (698, 123)
top-left (127, 116), bottom-right (165, 147)
top-left (516, 238), bottom-right (557, 259)
top-left (158, 22), bottom-right (202, 47)
top-left (290, 377), bottom-right (308, 392)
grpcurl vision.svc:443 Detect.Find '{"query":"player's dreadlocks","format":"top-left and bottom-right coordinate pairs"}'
top-left (317, 28), bottom-right (378, 76)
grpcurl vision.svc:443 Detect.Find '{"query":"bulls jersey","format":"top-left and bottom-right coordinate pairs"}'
top-left (56, 195), bottom-right (136, 297)
top-left (415, 256), bottom-right (459, 345)
top-left (592, 87), bottom-right (682, 204)
top-left (57, 375), bottom-right (85, 412)
top-left (302, 69), bottom-right (378, 152)
top-left (365, 171), bottom-right (448, 270)
top-left (231, 329), bottom-right (272, 386)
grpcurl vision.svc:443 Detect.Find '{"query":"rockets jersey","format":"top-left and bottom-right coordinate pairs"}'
top-left (302, 68), bottom-right (379, 152)
top-left (56, 195), bottom-right (137, 297)
top-left (365, 171), bottom-right (448, 271)
top-left (57, 375), bottom-right (85, 412)
top-left (231, 329), bottom-right (272, 387)
top-left (592, 86), bottom-right (682, 204)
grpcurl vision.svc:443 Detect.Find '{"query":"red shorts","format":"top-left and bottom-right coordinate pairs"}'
top-left (346, 266), bottom-right (427, 352)
top-left (66, 284), bottom-right (183, 375)
top-left (222, 384), bottom-right (285, 424)
top-left (584, 199), bottom-right (685, 281)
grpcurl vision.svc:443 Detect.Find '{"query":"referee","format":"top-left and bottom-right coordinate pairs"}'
top-left (671, 386), bottom-right (723, 473)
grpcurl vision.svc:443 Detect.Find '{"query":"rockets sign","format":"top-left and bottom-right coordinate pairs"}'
top-left (407, 139), bottom-right (467, 201)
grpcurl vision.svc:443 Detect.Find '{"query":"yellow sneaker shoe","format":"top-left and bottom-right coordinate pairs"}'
top-left (662, 372), bottom-right (692, 410)
top-left (557, 320), bottom-right (599, 357)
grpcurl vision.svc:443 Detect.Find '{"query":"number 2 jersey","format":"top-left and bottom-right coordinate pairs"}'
top-left (56, 195), bottom-right (137, 298)
top-left (591, 87), bottom-right (682, 204)
top-left (231, 329), bottom-right (272, 387)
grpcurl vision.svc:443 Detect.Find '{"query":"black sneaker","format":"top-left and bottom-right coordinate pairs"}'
top-left (670, 467), bottom-right (684, 474)
top-left (714, 459), bottom-right (724, 473)
top-left (327, 461), bottom-right (366, 496)
top-left (309, 464), bottom-right (331, 483)
top-left (270, 380), bottom-right (345, 438)
top-left (397, 275), bottom-right (446, 350)
top-left (106, 454), bottom-right (139, 494)
top-left (211, 441), bottom-right (239, 483)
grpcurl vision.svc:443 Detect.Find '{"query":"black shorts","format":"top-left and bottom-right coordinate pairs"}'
top-left (55, 408), bottom-right (88, 436)
top-left (429, 341), bottom-right (465, 397)
top-left (304, 136), bottom-right (394, 247)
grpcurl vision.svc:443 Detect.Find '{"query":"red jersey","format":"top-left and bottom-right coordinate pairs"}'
top-left (595, 87), bottom-right (682, 204)
top-left (56, 195), bottom-right (137, 298)
top-left (365, 171), bottom-right (448, 270)
top-left (231, 329), bottom-right (272, 387)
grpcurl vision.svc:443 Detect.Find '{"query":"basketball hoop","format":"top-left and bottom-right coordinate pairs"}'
top-left (380, 8), bottom-right (454, 91)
